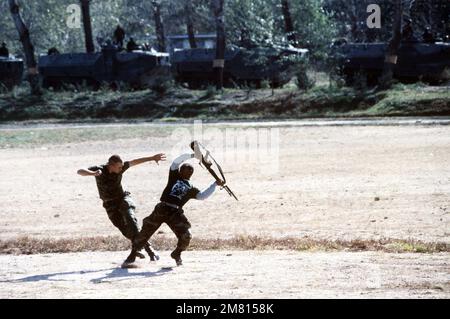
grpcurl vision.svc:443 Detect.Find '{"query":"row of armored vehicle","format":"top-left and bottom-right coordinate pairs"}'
top-left (38, 44), bottom-right (308, 90)
top-left (1, 40), bottom-right (449, 91)
top-left (333, 40), bottom-right (450, 86)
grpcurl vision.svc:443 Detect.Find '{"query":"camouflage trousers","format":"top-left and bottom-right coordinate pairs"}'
top-left (102, 195), bottom-right (140, 241)
top-left (133, 202), bottom-right (192, 252)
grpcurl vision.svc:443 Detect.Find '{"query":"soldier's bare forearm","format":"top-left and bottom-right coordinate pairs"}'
top-left (129, 153), bottom-right (166, 167)
top-left (77, 169), bottom-right (97, 176)
top-left (128, 157), bottom-right (153, 167)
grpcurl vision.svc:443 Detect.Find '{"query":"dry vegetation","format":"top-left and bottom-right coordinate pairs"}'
top-left (1, 235), bottom-right (448, 255)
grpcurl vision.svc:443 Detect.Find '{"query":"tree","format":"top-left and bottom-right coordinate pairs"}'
top-left (211, 0), bottom-right (226, 90)
top-left (225, 0), bottom-right (277, 47)
top-left (152, 0), bottom-right (166, 52)
top-left (8, 0), bottom-right (40, 95)
top-left (80, 0), bottom-right (95, 53)
top-left (185, 1), bottom-right (197, 48)
top-left (380, 0), bottom-right (403, 89)
top-left (280, 0), bottom-right (297, 46)
top-left (410, 0), bottom-right (449, 40)
top-left (323, 0), bottom-right (398, 43)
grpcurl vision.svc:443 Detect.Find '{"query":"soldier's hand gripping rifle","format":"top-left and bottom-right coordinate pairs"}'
top-left (190, 141), bottom-right (238, 201)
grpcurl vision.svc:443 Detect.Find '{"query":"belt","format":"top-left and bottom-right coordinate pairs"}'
top-left (103, 192), bottom-right (130, 203)
top-left (161, 201), bottom-right (180, 210)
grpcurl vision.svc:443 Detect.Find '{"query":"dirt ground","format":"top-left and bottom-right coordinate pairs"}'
top-left (0, 119), bottom-right (449, 298)
top-left (0, 250), bottom-right (448, 298)
top-left (0, 120), bottom-right (449, 242)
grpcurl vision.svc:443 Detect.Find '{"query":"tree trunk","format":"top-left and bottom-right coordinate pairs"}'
top-left (212, 0), bottom-right (225, 90)
top-left (80, 0), bottom-right (95, 53)
top-left (349, 0), bottom-right (359, 42)
top-left (380, 0), bottom-right (403, 89)
top-left (185, 2), bottom-right (197, 49)
top-left (280, 0), bottom-right (297, 47)
top-left (152, 0), bottom-right (166, 52)
top-left (8, 0), bottom-right (40, 95)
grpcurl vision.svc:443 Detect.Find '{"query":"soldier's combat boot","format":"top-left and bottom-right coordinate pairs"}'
top-left (121, 249), bottom-right (138, 268)
top-left (136, 252), bottom-right (145, 259)
top-left (144, 243), bottom-right (160, 261)
top-left (170, 249), bottom-right (183, 266)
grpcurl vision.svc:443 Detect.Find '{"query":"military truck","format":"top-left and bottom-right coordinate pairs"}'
top-left (334, 41), bottom-right (450, 86)
top-left (171, 45), bottom-right (308, 89)
top-left (0, 56), bottom-right (24, 90)
top-left (38, 45), bottom-right (171, 90)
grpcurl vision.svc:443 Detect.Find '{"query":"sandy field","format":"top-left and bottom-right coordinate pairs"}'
top-left (0, 119), bottom-right (449, 241)
top-left (0, 250), bottom-right (448, 298)
top-left (0, 118), bottom-right (449, 298)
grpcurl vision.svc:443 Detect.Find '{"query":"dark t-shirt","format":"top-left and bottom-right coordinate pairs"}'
top-left (160, 168), bottom-right (200, 208)
top-left (88, 162), bottom-right (130, 201)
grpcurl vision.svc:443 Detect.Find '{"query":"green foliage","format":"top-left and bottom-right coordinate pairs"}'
top-left (1, 0), bottom-right (447, 97)
top-left (323, 0), bottom-right (450, 43)
top-left (295, 62), bottom-right (315, 91)
top-left (1, 0), bottom-right (337, 60)
top-left (150, 79), bottom-right (176, 96)
top-left (286, 0), bottom-right (336, 59)
top-left (225, 0), bottom-right (279, 46)
top-left (200, 85), bottom-right (219, 100)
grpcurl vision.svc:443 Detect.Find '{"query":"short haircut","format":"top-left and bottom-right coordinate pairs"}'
top-left (180, 163), bottom-right (194, 171)
top-left (108, 154), bottom-right (123, 164)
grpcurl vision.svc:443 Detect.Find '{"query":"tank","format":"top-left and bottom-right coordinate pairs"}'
top-left (334, 41), bottom-right (450, 85)
top-left (171, 45), bottom-right (308, 89)
top-left (0, 56), bottom-right (24, 90)
top-left (38, 45), bottom-right (171, 89)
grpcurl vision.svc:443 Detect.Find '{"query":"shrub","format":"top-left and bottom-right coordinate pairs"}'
top-left (295, 62), bottom-right (315, 91)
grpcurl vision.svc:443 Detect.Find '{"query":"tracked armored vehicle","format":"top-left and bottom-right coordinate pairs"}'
top-left (335, 41), bottom-right (450, 85)
top-left (38, 45), bottom-right (170, 89)
top-left (171, 45), bottom-right (308, 89)
top-left (0, 56), bottom-right (24, 90)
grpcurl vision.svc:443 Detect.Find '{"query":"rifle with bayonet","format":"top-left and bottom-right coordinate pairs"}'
top-left (190, 141), bottom-right (238, 201)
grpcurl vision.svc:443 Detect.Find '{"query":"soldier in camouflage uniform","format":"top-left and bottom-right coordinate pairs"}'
top-left (77, 153), bottom-right (166, 260)
top-left (122, 152), bottom-right (224, 267)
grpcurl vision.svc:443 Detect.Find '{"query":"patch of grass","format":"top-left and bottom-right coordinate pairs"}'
top-left (384, 241), bottom-right (436, 253)
top-left (1, 82), bottom-right (449, 122)
top-left (354, 84), bottom-right (450, 116)
top-left (0, 235), bottom-right (448, 255)
top-left (0, 124), bottom-right (180, 149)
top-left (198, 85), bottom-right (220, 101)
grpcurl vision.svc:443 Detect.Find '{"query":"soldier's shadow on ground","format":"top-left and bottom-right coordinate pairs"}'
top-left (91, 266), bottom-right (174, 284)
top-left (2, 267), bottom-right (174, 284)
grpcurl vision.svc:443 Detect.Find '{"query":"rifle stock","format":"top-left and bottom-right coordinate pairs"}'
top-left (190, 141), bottom-right (238, 201)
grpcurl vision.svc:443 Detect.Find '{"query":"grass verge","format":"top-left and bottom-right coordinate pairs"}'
top-left (1, 83), bottom-right (449, 122)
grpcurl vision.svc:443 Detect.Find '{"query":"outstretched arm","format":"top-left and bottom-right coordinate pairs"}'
top-left (170, 153), bottom-right (194, 170)
top-left (196, 180), bottom-right (225, 200)
top-left (128, 153), bottom-right (166, 167)
top-left (77, 168), bottom-right (101, 177)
